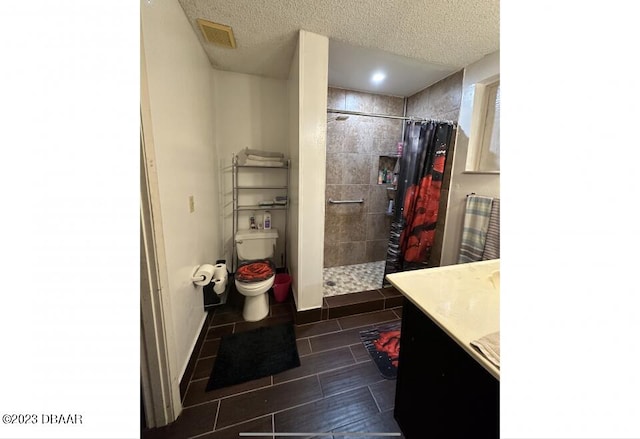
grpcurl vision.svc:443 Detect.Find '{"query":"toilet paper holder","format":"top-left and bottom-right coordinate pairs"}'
top-left (202, 259), bottom-right (230, 310)
top-left (191, 264), bottom-right (217, 287)
top-left (191, 262), bottom-right (228, 285)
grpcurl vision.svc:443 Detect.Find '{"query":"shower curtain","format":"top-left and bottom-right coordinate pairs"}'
top-left (384, 121), bottom-right (453, 276)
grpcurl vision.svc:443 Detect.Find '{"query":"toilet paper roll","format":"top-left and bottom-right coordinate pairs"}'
top-left (213, 263), bottom-right (227, 281)
top-left (192, 264), bottom-right (215, 286)
top-left (213, 278), bottom-right (226, 295)
top-left (215, 273), bottom-right (228, 289)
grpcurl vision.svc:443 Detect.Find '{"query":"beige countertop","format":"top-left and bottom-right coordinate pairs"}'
top-left (385, 259), bottom-right (500, 380)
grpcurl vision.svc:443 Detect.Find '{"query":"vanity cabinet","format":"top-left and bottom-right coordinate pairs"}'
top-left (394, 299), bottom-right (499, 438)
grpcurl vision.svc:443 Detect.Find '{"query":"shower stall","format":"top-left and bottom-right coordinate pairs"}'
top-left (323, 88), bottom-right (405, 296)
top-left (323, 87), bottom-right (455, 297)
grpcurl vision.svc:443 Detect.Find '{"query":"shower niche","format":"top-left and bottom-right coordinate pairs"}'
top-left (376, 155), bottom-right (399, 186)
top-left (377, 155), bottom-right (399, 217)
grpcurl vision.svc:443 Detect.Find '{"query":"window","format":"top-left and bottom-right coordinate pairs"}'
top-left (465, 76), bottom-right (500, 173)
top-left (478, 81), bottom-right (500, 172)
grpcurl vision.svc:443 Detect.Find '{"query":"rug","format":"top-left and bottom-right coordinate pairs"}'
top-left (206, 322), bottom-right (300, 391)
top-left (359, 321), bottom-right (402, 379)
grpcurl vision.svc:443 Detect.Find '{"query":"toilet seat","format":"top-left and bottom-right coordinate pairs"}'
top-left (235, 275), bottom-right (275, 295)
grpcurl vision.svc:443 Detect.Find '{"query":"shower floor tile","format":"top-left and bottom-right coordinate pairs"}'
top-left (323, 261), bottom-right (385, 297)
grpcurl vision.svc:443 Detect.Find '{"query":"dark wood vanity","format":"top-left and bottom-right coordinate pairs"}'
top-left (386, 260), bottom-right (500, 438)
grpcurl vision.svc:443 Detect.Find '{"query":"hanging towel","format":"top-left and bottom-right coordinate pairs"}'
top-left (457, 195), bottom-right (493, 263)
top-left (470, 331), bottom-right (500, 369)
top-left (482, 198), bottom-right (500, 260)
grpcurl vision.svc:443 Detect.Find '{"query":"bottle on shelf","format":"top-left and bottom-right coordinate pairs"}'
top-left (250, 213), bottom-right (257, 229)
top-left (264, 211), bottom-right (271, 230)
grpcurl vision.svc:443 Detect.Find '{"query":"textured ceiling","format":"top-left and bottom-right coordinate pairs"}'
top-left (177, 0), bottom-right (499, 96)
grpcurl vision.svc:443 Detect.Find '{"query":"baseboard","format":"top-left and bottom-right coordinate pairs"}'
top-left (179, 311), bottom-right (213, 401)
top-left (295, 286), bottom-right (403, 324)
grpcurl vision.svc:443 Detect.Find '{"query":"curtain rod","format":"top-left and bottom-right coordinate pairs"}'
top-left (327, 108), bottom-right (456, 126)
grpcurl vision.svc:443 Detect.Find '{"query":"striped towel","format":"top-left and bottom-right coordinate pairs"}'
top-left (482, 198), bottom-right (500, 260)
top-left (457, 195), bottom-right (494, 264)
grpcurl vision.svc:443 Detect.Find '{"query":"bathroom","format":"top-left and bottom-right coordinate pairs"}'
top-left (7, 1), bottom-right (636, 437)
top-left (140, 0), bottom-right (499, 434)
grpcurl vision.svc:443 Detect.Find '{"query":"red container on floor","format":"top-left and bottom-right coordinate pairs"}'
top-left (273, 274), bottom-right (292, 302)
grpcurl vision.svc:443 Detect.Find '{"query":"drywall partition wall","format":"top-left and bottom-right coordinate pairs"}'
top-left (287, 37), bottom-right (301, 308)
top-left (141, 0), bottom-right (220, 402)
top-left (440, 50), bottom-right (500, 266)
top-left (212, 70), bottom-right (289, 266)
top-left (288, 30), bottom-right (328, 311)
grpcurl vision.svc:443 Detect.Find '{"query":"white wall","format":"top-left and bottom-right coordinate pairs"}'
top-left (288, 30), bottom-right (329, 310)
top-left (141, 0), bottom-right (220, 394)
top-left (441, 51), bottom-right (500, 265)
top-left (212, 70), bottom-right (290, 268)
top-left (287, 39), bottom-right (301, 306)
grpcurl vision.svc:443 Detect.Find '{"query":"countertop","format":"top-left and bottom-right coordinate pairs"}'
top-left (385, 259), bottom-right (500, 380)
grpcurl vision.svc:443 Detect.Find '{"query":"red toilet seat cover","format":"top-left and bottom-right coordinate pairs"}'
top-left (236, 259), bottom-right (275, 283)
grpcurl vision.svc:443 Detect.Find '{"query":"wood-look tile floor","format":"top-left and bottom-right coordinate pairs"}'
top-left (143, 299), bottom-right (405, 439)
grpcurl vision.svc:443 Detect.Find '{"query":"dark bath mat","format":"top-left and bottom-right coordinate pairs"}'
top-left (206, 322), bottom-right (300, 391)
top-left (359, 321), bottom-right (402, 380)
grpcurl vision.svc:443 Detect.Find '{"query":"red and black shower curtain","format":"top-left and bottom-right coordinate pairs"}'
top-left (384, 121), bottom-right (453, 276)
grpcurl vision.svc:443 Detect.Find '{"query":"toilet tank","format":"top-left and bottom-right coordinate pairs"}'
top-left (235, 228), bottom-right (279, 261)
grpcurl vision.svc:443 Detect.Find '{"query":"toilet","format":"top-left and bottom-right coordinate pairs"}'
top-left (234, 228), bottom-right (279, 321)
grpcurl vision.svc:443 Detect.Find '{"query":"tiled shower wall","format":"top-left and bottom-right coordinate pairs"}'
top-left (405, 70), bottom-right (464, 267)
top-left (324, 88), bottom-right (404, 268)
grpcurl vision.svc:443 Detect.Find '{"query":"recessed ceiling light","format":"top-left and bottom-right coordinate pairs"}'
top-left (371, 72), bottom-right (386, 84)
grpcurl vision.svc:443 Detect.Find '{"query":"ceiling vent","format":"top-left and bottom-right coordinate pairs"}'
top-left (196, 19), bottom-right (236, 48)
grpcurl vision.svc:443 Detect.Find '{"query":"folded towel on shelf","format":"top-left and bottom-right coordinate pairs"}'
top-left (482, 198), bottom-right (500, 260)
top-left (457, 195), bottom-right (494, 264)
top-left (246, 154), bottom-right (283, 161)
top-left (244, 148), bottom-right (284, 159)
top-left (240, 158), bottom-right (286, 167)
top-left (238, 148), bottom-right (286, 167)
top-left (471, 331), bottom-right (500, 368)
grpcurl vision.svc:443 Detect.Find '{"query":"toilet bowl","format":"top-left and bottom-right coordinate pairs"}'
top-left (235, 265), bottom-right (275, 321)
top-left (234, 229), bottom-right (279, 321)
